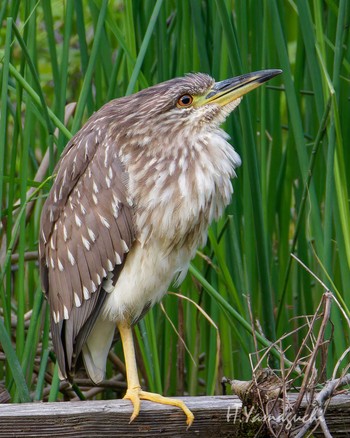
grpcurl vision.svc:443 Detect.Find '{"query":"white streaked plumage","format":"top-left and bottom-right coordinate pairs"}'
top-left (82, 101), bottom-right (241, 380)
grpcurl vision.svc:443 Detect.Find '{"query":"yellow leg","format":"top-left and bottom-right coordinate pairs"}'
top-left (118, 321), bottom-right (194, 427)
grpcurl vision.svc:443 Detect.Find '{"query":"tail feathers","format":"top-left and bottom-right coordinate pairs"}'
top-left (82, 317), bottom-right (116, 384)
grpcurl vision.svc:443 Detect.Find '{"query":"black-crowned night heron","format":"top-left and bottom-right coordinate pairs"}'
top-left (39, 69), bottom-right (281, 426)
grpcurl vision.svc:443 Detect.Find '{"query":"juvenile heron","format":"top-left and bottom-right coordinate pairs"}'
top-left (39, 69), bottom-right (281, 426)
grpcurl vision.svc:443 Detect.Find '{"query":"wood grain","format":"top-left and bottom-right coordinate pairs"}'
top-left (0, 394), bottom-right (349, 437)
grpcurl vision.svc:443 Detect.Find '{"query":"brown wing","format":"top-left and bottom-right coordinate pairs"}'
top-left (39, 114), bottom-right (135, 379)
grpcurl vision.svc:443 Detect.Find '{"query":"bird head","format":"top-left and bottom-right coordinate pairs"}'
top-left (109, 70), bottom-right (282, 150)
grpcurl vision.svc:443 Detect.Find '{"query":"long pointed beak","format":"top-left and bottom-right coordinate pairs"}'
top-left (196, 69), bottom-right (282, 107)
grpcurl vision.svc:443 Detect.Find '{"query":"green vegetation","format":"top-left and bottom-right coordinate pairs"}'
top-left (0, 0), bottom-right (349, 403)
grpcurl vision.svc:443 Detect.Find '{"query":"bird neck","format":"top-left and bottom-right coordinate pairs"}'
top-left (119, 129), bottom-right (241, 250)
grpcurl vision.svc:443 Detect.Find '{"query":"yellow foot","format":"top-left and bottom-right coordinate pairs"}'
top-left (124, 386), bottom-right (194, 427)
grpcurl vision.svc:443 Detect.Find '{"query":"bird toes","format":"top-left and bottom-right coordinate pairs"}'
top-left (123, 386), bottom-right (141, 423)
top-left (139, 390), bottom-right (194, 428)
top-left (124, 387), bottom-right (194, 427)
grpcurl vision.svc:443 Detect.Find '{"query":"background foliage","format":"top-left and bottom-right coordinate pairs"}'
top-left (0, 0), bottom-right (349, 403)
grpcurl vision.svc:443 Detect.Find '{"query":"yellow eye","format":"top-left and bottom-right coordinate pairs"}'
top-left (177, 94), bottom-right (193, 108)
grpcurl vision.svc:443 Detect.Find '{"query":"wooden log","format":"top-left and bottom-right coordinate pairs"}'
top-left (0, 394), bottom-right (349, 437)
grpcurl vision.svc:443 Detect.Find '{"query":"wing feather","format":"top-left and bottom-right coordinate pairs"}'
top-left (39, 112), bottom-right (135, 379)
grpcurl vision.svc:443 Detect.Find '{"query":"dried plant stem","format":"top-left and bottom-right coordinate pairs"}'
top-left (295, 374), bottom-right (350, 438)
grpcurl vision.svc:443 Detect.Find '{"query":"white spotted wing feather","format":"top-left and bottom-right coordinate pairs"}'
top-left (39, 114), bottom-right (134, 378)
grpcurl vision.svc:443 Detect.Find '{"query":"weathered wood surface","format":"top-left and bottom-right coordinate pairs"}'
top-left (0, 394), bottom-right (349, 437)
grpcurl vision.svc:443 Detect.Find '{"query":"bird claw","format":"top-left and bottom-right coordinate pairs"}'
top-left (124, 386), bottom-right (142, 423)
top-left (124, 387), bottom-right (194, 427)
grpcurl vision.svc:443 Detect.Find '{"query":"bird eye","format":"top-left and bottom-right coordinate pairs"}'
top-left (177, 94), bottom-right (193, 108)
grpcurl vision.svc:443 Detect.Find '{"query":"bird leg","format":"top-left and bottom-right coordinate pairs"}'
top-left (117, 321), bottom-right (194, 427)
